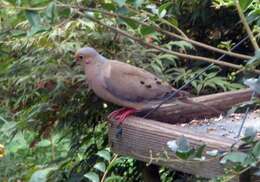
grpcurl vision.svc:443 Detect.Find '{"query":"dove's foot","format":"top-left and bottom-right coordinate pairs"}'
top-left (116, 108), bottom-right (137, 123)
top-left (108, 108), bottom-right (137, 124)
top-left (108, 108), bottom-right (128, 120)
top-left (108, 108), bottom-right (137, 138)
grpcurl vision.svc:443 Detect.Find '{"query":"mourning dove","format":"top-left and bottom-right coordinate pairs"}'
top-left (75, 47), bottom-right (190, 122)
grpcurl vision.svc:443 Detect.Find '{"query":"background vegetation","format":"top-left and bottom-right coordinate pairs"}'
top-left (0, 0), bottom-right (259, 181)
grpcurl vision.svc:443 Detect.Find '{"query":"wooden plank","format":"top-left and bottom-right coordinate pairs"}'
top-left (108, 89), bottom-right (258, 179)
top-left (108, 117), bottom-right (237, 178)
top-left (138, 89), bottom-right (254, 123)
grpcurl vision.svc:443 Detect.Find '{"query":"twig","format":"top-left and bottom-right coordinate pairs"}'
top-left (235, 0), bottom-right (259, 51)
top-left (100, 154), bottom-right (119, 182)
top-left (82, 13), bottom-right (260, 74)
top-left (50, 136), bottom-right (56, 160)
top-left (131, 149), bottom-right (218, 164)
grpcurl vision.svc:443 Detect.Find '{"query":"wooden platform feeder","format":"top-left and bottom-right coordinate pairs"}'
top-left (108, 89), bottom-right (260, 181)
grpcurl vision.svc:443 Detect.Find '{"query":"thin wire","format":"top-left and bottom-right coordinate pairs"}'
top-left (143, 35), bottom-right (249, 118)
top-left (236, 91), bottom-right (256, 138)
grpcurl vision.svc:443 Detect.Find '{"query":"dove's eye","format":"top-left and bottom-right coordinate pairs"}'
top-left (79, 55), bottom-right (84, 60)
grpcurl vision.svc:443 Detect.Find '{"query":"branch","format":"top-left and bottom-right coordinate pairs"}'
top-left (90, 8), bottom-right (251, 60)
top-left (235, 0), bottom-right (259, 51)
top-left (100, 154), bottom-right (119, 182)
top-left (81, 13), bottom-right (260, 74)
top-left (4, 2), bottom-right (258, 73)
top-left (59, 3), bottom-right (252, 60)
top-left (0, 4), bottom-right (46, 10)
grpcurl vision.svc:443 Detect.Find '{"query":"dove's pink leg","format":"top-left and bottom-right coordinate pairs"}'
top-left (108, 108), bottom-right (129, 119)
top-left (108, 108), bottom-right (137, 124)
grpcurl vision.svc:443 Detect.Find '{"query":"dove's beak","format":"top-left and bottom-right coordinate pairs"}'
top-left (85, 59), bottom-right (91, 64)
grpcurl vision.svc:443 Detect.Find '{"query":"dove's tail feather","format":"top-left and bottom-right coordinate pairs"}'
top-left (177, 97), bottom-right (222, 115)
top-left (164, 89), bottom-right (221, 114)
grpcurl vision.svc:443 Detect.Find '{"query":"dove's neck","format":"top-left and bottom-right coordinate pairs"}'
top-left (84, 55), bottom-right (108, 88)
top-left (96, 54), bottom-right (108, 64)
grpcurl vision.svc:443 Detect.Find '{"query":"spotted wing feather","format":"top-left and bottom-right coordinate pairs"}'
top-left (103, 60), bottom-right (187, 103)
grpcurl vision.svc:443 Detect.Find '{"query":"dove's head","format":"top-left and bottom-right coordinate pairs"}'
top-left (75, 47), bottom-right (107, 65)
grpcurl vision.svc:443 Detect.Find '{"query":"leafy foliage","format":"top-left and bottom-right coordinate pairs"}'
top-left (220, 128), bottom-right (260, 172)
top-left (169, 66), bottom-right (244, 95)
top-left (0, 0), bottom-right (259, 181)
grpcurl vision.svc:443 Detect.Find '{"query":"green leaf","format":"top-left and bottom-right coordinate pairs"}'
top-left (36, 139), bottom-right (51, 147)
top-left (121, 18), bottom-right (139, 29)
top-left (170, 41), bottom-right (193, 50)
top-left (247, 49), bottom-right (260, 66)
top-left (114, 0), bottom-right (126, 7)
top-left (239, 0), bottom-right (253, 10)
top-left (244, 77), bottom-right (260, 94)
top-left (133, 0), bottom-right (144, 8)
top-left (29, 167), bottom-right (57, 182)
top-left (140, 25), bottom-right (155, 35)
top-left (0, 115), bottom-right (9, 124)
top-left (45, 2), bottom-right (56, 23)
top-left (176, 136), bottom-right (190, 153)
top-left (196, 83), bottom-right (203, 95)
top-left (84, 172), bottom-right (100, 182)
top-left (206, 72), bottom-right (218, 79)
top-left (25, 10), bottom-right (46, 36)
top-left (171, 136), bottom-right (194, 160)
top-left (158, 2), bottom-right (172, 13)
top-left (243, 153), bottom-right (256, 167)
top-left (97, 150), bottom-right (111, 161)
top-left (102, 3), bottom-right (117, 11)
top-left (168, 17), bottom-right (178, 27)
top-left (7, 132), bottom-right (27, 153)
top-left (220, 152), bottom-right (248, 164)
top-left (0, 121), bottom-right (16, 137)
top-left (105, 175), bottom-right (123, 182)
top-left (106, 157), bottom-right (125, 171)
top-left (176, 149), bottom-right (194, 160)
top-left (157, 54), bottom-right (178, 61)
top-left (159, 9), bottom-right (167, 18)
top-left (94, 162), bottom-right (106, 173)
top-left (26, 10), bottom-right (41, 27)
top-left (116, 6), bottom-right (129, 15)
top-left (244, 127), bottom-right (257, 139)
top-left (158, 2), bottom-right (172, 18)
top-left (150, 62), bottom-right (163, 75)
top-left (252, 142), bottom-right (260, 158)
top-left (194, 144), bottom-right (206, 158)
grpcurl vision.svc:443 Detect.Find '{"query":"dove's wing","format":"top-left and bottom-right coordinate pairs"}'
top-left (102, 60), bottom-right (187, 104)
